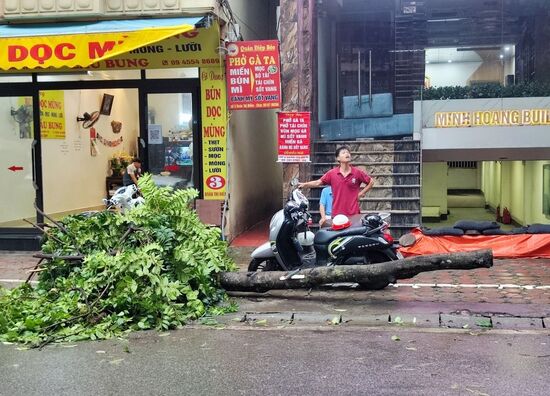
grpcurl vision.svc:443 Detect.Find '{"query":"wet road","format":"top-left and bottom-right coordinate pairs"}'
top-left (1, 327), bottom-right (548, 396)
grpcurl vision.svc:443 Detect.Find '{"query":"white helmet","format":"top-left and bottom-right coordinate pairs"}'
top-left (332, 214), bottom-right (351, 230)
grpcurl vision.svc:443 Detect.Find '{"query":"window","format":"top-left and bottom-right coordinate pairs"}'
top-left (448, 161), bottom-right (477, 169)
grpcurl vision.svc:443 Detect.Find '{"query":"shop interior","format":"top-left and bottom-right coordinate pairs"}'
top-left (0, 69), bottom-right (199, 228)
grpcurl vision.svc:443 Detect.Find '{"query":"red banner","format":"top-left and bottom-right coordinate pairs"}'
top-left (277, 112), bottom-right (311, 163)
top-left (225, 40), bottom-right (281, 110)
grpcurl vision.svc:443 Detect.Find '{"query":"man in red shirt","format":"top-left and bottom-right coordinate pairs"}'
top-left (299, 146), bottom-right (374, 216)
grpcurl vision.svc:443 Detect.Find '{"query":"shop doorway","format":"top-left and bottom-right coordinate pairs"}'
top-left (0, 95), bottom-right (37, 228)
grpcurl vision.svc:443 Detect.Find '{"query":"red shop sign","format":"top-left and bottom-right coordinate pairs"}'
top-left (277, 112), bottom-right (311, 163)
top-left (225, 40), bottom-right (281, 110)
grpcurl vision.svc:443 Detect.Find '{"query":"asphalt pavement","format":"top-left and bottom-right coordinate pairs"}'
top-left (1, 250), bottom-right (550, 395)
top-left (1, 326), bottom-right (548, 396)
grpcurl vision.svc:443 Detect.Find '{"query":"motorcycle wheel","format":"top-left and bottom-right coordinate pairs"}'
top-left (248, 258), bottom-right (279, 272)
top-left (357, 251), bottom-right (394, 290)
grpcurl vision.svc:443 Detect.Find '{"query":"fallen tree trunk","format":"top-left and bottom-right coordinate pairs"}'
top-left (218, 249), bottom-right (493, 292)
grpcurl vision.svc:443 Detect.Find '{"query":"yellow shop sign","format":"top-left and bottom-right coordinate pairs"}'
top-left (435, 109), bottom-right (550, 128)
top-left (200, 67), bottom-right (227, 200)
top-left (87, 25), bottom-right (221, 70)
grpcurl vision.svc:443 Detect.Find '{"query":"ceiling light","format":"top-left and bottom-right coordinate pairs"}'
top-left (426, 60), bottom-right (430, 64)
top-left (448, 59), bottom-right (452, 63)
top-left (504, 46), bottom-right (510, 51)
top-left (499, 54), bottom-right (504, 59)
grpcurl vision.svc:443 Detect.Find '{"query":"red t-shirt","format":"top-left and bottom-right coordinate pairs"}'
top-left (320, 166), bottom-right (371, 216)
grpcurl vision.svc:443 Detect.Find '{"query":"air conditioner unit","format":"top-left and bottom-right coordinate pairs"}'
top-left (104, 0), bottom-right (218, 16)
top-left (3, 0), bottom-right (104, 19)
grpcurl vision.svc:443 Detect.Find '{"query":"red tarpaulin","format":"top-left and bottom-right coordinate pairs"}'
top-left (399, 228), bottom-right (550, 259)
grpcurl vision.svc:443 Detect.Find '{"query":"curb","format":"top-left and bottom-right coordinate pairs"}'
top-left (216, 311), bottom-right (549, 331)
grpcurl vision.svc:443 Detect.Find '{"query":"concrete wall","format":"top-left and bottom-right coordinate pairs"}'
top-left (425, 58), bottom-right (513, 88)
top-left (481, 160), bottom-right (550, 225)
top-left (447, 168), bottom-right (480, 190)
top-left (421, 162), bottom-right (447, 216)
top-left (426, 62), bottom-right (481, 87)
top-left (226, 0), bottom-right (282, 239)
top-left (42, 89), bottom-right (139, 215)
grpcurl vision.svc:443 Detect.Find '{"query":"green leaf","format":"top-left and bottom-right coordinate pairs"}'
top-left (476, 319), bottom-right (492, 328)
top-left (391, 335), bottom-right (400, 342)
top-left (0, 175), bottom-right (237, 345)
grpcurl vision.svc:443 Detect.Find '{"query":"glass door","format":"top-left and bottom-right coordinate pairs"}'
top-left (145, 91), bottom-right (200, 191)
top-left (0, 95), bottom-right (37, 227)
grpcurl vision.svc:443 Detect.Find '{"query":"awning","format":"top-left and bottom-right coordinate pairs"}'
top-left (0, 17), bottom-right (205, 71)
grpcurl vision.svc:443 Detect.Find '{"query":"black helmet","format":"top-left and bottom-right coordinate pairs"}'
top-left (364, 214), bottom-right (381, 228)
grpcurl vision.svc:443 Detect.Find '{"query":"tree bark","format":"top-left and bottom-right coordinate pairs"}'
top-left (218, 250), bottom-right (493, 292)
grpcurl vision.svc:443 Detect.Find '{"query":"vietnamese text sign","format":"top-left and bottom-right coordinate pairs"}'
top-left (201, 68), bottom-right (227, 200)
top-left (278, 112), bottom-right (310, 163)
top-left (435, 109), bottom-right (550, 128)
top-left (0, 24), bottom-right (197, 71)
top-left (226, 40), bottom-right (281, 110)
top-left (87, 26), bottom-right (220, 71)
top-left (39, 90), bottom-right (65, 139)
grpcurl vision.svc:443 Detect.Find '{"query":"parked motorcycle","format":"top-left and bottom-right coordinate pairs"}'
top-left (103, 184), bottom-right (144, 212)
top-left (249, 180), bottom-right (402, 289)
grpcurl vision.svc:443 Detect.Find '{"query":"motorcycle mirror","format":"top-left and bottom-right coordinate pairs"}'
top-left (290, 177), bottom-right (299, 187)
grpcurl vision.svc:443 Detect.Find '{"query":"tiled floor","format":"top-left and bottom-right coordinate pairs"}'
top-left (230, 220), bottom-right (270, 247)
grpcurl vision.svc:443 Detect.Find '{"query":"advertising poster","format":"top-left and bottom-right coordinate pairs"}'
top-left (277, 112), bottom-right (311, 163)
top-left (201, 67), bottom-right (227, 200)
top-left (225, 40), bottom-right (281, 110)
top-left (39, 90), bottom-right (65, 139)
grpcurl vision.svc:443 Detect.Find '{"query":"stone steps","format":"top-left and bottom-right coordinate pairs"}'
top-left (315, 150), bottom-right (420, 163)
top-left (311, 173), bottom-right (420, 185)
top-left (313, 162), bottom-right (421, 174)
top-left (311, 139), bottom-right (422, 237)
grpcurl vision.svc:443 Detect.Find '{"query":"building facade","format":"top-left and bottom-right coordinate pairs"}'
top-left (0, 0), bottom-right (282, 249)
top-left (278, 0), bottom-right (550, 228)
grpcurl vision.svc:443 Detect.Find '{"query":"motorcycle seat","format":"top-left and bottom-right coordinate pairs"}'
top-left (314, 226), bottom-right (368, 245)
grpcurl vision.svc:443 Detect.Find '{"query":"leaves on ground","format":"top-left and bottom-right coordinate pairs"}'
top-left (0, 175), bottom-right (237, 346)
top-left (475, 319), bottom-right (492, 328)
top-left (391, 335), bottom-right (400, 341)
top-left (392, 316), bottom-right (404, 325)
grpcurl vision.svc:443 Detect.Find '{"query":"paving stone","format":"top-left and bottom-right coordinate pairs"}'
top-left (245, 312), bottom-right (294, 325)
top-left (345, 314), bottom-right (390, 326)
top-left (293, 312), bottom-right (340, 325)
top-left (389, 313), bottom-right (440, 327)
top-left (491, 316), bottom-right (544, 330)
top-left (440, 314), bottom-right (492, 329)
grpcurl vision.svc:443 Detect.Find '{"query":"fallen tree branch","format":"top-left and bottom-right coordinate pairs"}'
top-left (23, 219), bottom-right (65, 245)
top-left (34, 203), bottom-right (72, 237)
top-left (32, 253), bottom-right (85, 261)
top-left (218, 250), bottom-right (493, 292)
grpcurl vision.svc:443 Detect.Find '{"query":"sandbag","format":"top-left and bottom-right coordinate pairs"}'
top-left (482, 229), bottom-right (511, 235)
top-left (453, 220), bottom-right (500, 231)
top-left (422, 227), bottom-right (464, 236)
top-left (527, 224), bottom-right (550, 234)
